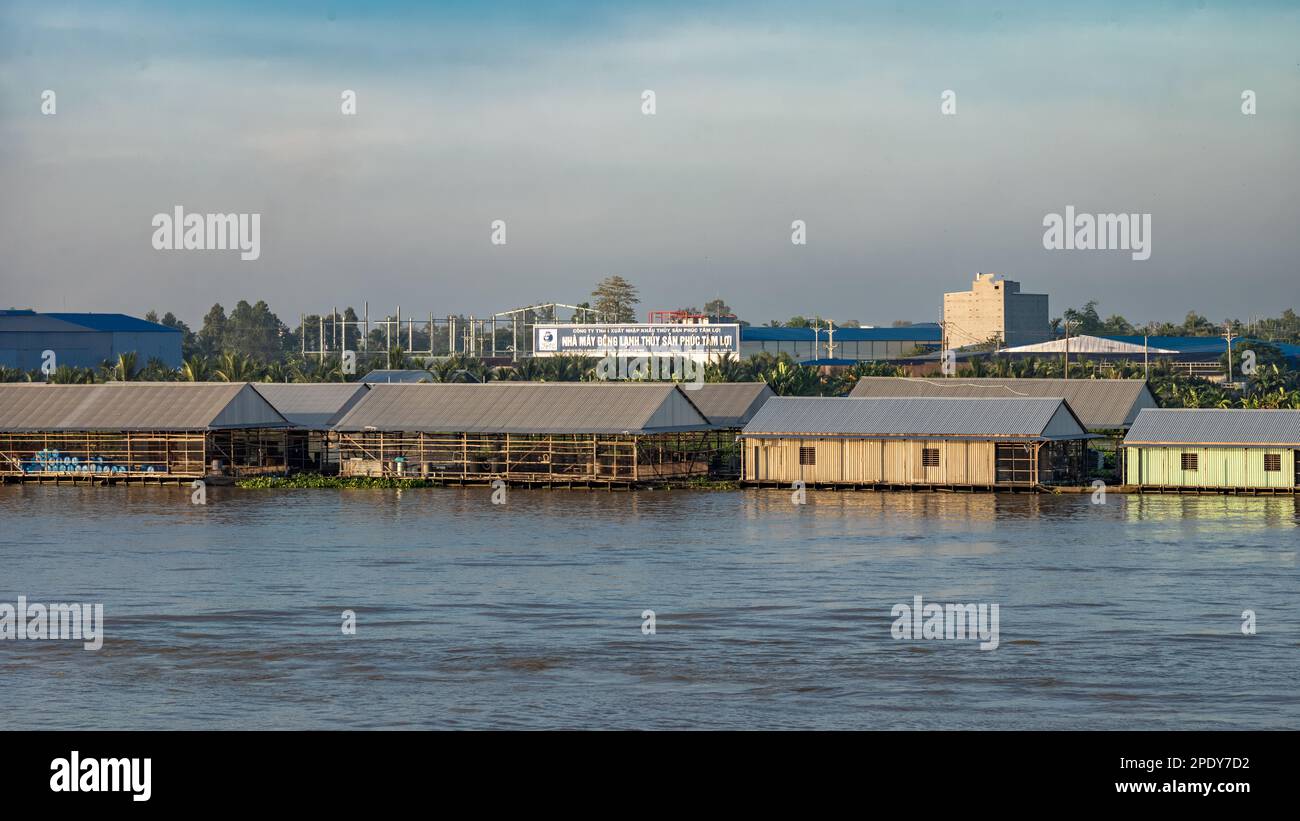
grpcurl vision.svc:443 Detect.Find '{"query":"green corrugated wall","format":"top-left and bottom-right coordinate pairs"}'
top-left (1124, 446), bottom-right (1296, 488)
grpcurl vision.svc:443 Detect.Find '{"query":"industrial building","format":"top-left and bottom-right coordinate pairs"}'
top-left (739, 325), bottom-right (941, 363)
top-left (741, 396), bottom-right (1093, 489)
top-left (330, 382), bottom-right (718, 486)
top-left (1122, 409), bottom-right (1300, 492)
top-left (0, 382), bottom-right (289, 481)
top-left (252, 383), bottom-right (370, 473)
top-left (849, 377), bottom-right (1156, 432)
top-left (0, 310), bottom-right (183, 371)
top-left (943, 273), bottom-right (1050, 348)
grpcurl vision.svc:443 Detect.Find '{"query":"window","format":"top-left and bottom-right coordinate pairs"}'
top-left (1180, 453), bottom-right (1198, 471)
top-left (922, 448), bottom-right (940, 467)
top-left (798, 446), bottom-right (816, 466)
top-left (1264, 453), bottom-right (1281, 472)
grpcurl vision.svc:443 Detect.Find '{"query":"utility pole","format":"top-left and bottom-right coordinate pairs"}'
top-left (1063, 320), bottom-right (1072, 380)
top-left (939, 320), bottom-right (947, 377)
top-left (1143, 332), bottom-right (1149, 380)
top-left (1223, 321), bottom-right (1236, 384)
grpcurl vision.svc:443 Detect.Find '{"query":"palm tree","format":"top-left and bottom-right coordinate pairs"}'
top-left (262, 362), bottom-right (293, 383)
top-left (214, 351), bottom-right (261, 382)
top-left (111, 350), bottom-right (140, 379)
top-left (760, 360), bottom-right (820, 396)
top-left (49, 365), bottom-right (96, 384)
top-left (704, 353), bottom-right (751, 383)
top-left (181, 356), bottom-right (212, 382)
top-left (386, 345), bottom-right (408, 370)
top-left (293, 356), bottom-right (342, 383)
top-left (502, 358), bottom-right (547, 381)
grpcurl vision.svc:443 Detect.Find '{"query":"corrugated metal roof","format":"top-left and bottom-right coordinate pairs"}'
top-left (0, 312), bottom-right (180, 334)
top-left (1105, 335), bottom-right (1300, 358)
top-left (44, 313), bottom-right (179, 333)
top-left (849, 377), bottom-right (1155, 429)
top-left (252, 383), bottom-right (369, 429)
top-left (742, 325), bottom-right (942, 342)
top-left (688, 382), bottom-right (775, 427)
top-left (743, 396), bottom-right (1088, 439)
top-left (0, 314), bottom-right (99, 334)
top-left (999, 335), bottom-right (1179, 355)
top-left (1124, 409), bottom-right (1300, 446)
top-left (333, 382), bottom-right (713, 434)
top-left (0, 383), bottom-right (289, 431)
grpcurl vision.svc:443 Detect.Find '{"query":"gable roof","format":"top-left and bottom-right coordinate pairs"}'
top-left (998, 335), bottom-right (1179, 355)
top-left (333, 382), bottom-right (712, 434)
top-left (849, 377), bottom-right (1156, 429)
top-left (688, 382), bottom-right (775, 427)
top-left (252, 383), bottom-right (369, 430)
top-left (1124, 408), bottom-right (1300, 446)
top-left (743, 396), bottom-right (1090, 440)
top-left (0, 382), bottom-right (288, 431)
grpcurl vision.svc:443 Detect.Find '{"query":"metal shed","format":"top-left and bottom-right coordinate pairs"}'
top-left (1122, 408), bottom-right (1300, 491)
top-left (330, 382), bottom-right (717, 485)
top-left (0, 382), bottom-right (289, 481)
top-left (741, 396), bottom-right (1093, 489)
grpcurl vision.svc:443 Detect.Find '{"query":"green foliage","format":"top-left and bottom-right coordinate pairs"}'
top-left (237, 474), bottom-right (440, 489)
top-left (591, 276), bottom-right (639, 322)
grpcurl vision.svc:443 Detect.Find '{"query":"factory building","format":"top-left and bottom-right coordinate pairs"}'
top-left (739, 325), bottom-right (941, 363)
top-left (0, 310), bottom-right (183, 371)
top-left (943, 273), bottom-right (1050, 348)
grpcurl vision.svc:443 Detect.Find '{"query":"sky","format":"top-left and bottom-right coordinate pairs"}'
top-left (1, 0), bottom-right (1297, 330)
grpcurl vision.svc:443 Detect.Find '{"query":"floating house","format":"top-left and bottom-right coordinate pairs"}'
top-left (849, 377), bottom-right (1155, 432)
top-left (686, 382), bottom-right (776, 477)
top-left (741, 396), bottom-right (1093, 489)
top-left (0, 382), bottom-right (289, 481)
top-left (330, 382), bottom-right (716, 485)
top-left (252, 382), bottom-right (369, 473)
top-left (1122, 408), bottom-right (1300, 492)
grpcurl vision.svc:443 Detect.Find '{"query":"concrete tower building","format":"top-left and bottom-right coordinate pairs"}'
top-left (942, 273), bottom-right (1050, 349)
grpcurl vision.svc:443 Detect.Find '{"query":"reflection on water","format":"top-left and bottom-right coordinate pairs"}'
top-left (0, 485), bottom-right (1296, 729)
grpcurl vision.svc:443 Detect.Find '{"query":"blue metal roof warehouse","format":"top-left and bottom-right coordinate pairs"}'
top-left (0, 310), bottom-right (183, 371)
top-left (740, 324), bottom-right (941, 363)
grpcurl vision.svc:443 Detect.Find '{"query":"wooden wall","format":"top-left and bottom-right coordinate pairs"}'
top-left (743, 437), bottom-right (999, 486)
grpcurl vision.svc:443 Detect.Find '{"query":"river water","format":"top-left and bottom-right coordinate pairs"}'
top-left (1, 485), bottom-right (1296, 729)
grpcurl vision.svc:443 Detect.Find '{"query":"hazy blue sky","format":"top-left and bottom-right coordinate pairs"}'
top-left (1, 0), bottom-right (1297, 328)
